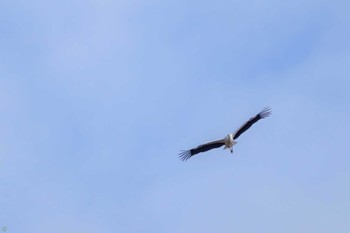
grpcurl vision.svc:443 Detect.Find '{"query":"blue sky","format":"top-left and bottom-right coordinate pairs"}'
top-left (1, 0), bottom-right (350, 232)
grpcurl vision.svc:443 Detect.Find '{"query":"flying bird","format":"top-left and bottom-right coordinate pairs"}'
top-left (179, 107), bottom-right (271, 161)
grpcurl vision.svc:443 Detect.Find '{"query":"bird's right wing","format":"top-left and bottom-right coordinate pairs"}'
top-left (179, 139), bottom-right (225, 161)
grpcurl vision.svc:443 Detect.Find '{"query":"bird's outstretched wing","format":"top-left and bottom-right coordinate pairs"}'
top-left (232, 107), bottom-right (271, 140)
top-left (179, 139), bottom-right (225, 161)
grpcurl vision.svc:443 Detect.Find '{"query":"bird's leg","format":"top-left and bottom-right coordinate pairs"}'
top-left (230, 147), bottom-right (233, 153)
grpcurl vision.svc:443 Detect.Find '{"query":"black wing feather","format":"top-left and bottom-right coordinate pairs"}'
top-left (179, 141), bottom-right (225, 161)
top-left (233, 107), bottom-right (271, 140)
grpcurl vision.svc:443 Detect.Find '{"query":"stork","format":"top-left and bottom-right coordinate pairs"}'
top-left (179, 107), bottom-right (271, 161)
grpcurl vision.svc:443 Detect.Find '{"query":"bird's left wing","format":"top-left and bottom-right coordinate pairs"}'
top-left (232, 107), bottom-right (271, 140)
top-left (179, 139), bottom-right (225, 161)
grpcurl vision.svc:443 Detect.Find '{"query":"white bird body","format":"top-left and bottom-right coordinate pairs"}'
top-left (179, 107), bottom-right (271, 161)
top-left (224, 134), bottom-right (237, 153)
